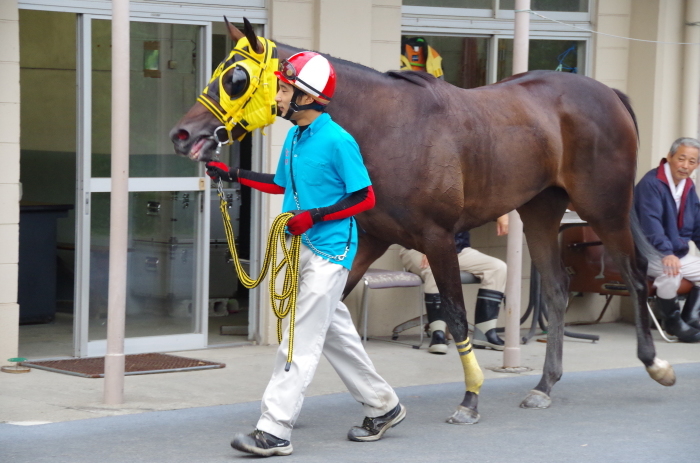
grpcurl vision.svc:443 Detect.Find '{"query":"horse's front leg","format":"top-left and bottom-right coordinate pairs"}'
top-left (517, 188), bottom-right (570, 409)
top-left (424, 234), bottom-right (483, 424)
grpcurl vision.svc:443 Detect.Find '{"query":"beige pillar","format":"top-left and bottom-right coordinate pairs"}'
top-left (0, 0), bottom-right (20, 366)
top-left (626, 0), bottom-right (688, 175)
top-left (103, 0), bottom-right (130, 405)
top-left (502, 0), bottom-right (530, 369)
top-left (683, 0), bottom-right (700, 138)
top-left (315, 0), bottom-right (372, 65)
top-left (261, 0), bottom-right (401, 343)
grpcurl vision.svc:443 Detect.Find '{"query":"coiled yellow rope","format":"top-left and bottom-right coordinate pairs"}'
top-left (218, 181), bottom-right (301, 371)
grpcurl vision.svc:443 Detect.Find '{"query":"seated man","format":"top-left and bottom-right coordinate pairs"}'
top-left (635, 137), bottom-right (700, 343)
top-left (398, 216), bottom-right (508, 353)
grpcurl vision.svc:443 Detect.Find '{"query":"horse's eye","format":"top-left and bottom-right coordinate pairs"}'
top-left (229, 66), bottom-right (250, 99)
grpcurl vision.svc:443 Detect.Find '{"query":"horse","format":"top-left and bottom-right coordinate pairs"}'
top-left (170, 19), bottom-right (675, 424)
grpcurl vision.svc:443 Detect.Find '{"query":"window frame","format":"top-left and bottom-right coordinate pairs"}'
top-left (401, 2), bottom-right (592, 84)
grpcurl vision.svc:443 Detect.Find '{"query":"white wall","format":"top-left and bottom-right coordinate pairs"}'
top-left (593, 0), bottom-right (699, 322)
top-left (0, 0), bottom-right (20, 365)
top-left (258, 0), bottom-right (402, 343)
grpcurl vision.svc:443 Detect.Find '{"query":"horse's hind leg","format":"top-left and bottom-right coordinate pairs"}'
top-left (582, 218), bottom-right (675, 387)
top-left (517, 187), bottom-right (570, 409)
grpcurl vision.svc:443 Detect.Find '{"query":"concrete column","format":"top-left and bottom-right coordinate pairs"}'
top-left (592, 0), bottom-right (632, 92)
top-left (370, 0), bottom-right (401, 72)
top-left (103, 0), bottom-right (130, 405)
top-left (682, 0), bottom-right (700, 138)
top-left (502, 0), bottom-right (530, 369)
top-left (0, 0), bottom-right (20, 366)
top-left (626, 0), bottom-right (688, 175)
top-left (315, 0), bottom-right (372, 65)
top-left (261, 0), bottom-right (401, 343)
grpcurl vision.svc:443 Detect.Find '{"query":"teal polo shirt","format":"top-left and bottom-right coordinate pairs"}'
top-left (273, 113), bottom-right (371, 270)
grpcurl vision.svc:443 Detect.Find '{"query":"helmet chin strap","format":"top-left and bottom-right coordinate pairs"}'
top-left (281, 88), bottom-right (325, 120)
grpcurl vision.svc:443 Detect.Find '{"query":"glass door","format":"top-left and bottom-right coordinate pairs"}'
top-left (75, 16), bottom-right (211, 357)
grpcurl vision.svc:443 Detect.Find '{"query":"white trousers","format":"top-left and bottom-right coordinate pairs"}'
top-left (648, 253), bottom-right (700, 299)
top-left (398, 247), bottom-right (507, 294)
top-left (257, 244), bottom-right (399, 441)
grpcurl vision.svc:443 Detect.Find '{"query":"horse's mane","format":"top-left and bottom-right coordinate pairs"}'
top-left (385, 70), bottom-right (436, 87)
top-left (326, 54), bottom-right (384, 76)
top-left (275, 41), bottom-right (439, 88)
top-left (324, 55), bottom-right (437, 89)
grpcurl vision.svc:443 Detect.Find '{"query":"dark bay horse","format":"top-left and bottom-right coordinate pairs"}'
top-left (170, 20), bottom-right (675, 424)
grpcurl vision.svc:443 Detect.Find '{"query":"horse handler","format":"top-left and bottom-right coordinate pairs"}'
top-left (206, 51), bottom-right (405, 457)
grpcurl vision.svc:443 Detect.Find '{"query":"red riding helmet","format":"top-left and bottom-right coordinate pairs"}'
top-left (275, 51), bottom-right (336, 105)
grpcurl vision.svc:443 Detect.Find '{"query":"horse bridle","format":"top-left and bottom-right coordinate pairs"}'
top-left (197, 36), bottom-right (279, 153)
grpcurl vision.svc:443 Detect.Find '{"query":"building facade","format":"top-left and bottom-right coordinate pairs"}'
top-left (1, 0), bottom-right (699, 363)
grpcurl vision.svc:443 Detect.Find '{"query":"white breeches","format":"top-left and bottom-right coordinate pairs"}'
top-left (257, 244), bottom-right (398, 440)
top-left (648, 253), bottom-right (700, 299)
top-left (398, 246), bottom-right (507, 294)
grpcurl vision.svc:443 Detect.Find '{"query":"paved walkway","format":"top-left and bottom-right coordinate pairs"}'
top-left (2, 323), bottom-right (700, 462)
top-left (2, 363), bottom-right (698, 463)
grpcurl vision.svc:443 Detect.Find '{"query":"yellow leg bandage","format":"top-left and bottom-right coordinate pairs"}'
top-left (456, 338), bottom-right (484, 394)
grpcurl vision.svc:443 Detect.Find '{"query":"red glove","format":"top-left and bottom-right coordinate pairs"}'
top-left (287, 210), bottom-right (314, 235)
top-left (206, 161), bottom-right (237, 182)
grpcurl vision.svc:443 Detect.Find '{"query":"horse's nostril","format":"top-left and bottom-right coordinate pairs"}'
top-left (177, 129), bottom-right (189, 141)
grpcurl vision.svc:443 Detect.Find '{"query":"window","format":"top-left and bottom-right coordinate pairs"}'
top-left (499, 0), bottom-right (588, 12)
top-left (401, 35), bottom-right (489, 89)
top-left (402, 0), bottom-right (590, 85)
top-left (403, 0), bottom-right (491, 8)
top-left (496, 39), bottom-right (585, 82)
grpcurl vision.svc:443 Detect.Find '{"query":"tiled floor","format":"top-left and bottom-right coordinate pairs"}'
top-left (18, 301), bottom-right (250, 360)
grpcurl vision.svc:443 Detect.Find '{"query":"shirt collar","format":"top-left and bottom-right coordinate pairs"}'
top-left (298, 112), bottom-right (331, 138)
top-left (664, 161), bottom-right (686, 196)
top-left (657, 157), bottom-right (695, 189)
top-left (656, 158), bottom-right (695, 228)
top-left (656, 158), bottom-right (670, 185)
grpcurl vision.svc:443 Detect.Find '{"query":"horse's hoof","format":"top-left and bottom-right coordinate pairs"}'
top-left (520, 389), bottom-right (551, 409)
top-left (446, 405), bottom-right (480, 425)
top-left (646, 358), bottom-right (676, 386)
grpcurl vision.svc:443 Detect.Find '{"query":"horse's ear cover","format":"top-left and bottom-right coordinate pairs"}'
top-left (243, 18), bottom-right (263, 54)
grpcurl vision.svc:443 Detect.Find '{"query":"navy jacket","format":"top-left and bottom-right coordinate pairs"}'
top-left (634, 159), bottom-right (700, 258)
top-left (455, 231), bottom-right (471, 253)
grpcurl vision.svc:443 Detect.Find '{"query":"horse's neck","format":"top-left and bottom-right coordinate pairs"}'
top-left (274, 42), bottom-right (396, 132)
top-left (329, 67), bottom-right (393, 135)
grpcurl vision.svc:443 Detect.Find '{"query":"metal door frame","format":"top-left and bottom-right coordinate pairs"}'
top-left (75, 13), bottom-right (213, 357)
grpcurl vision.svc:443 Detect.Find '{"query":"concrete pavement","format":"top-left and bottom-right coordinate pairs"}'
top-left (1, 323), bottom-right (700, 462)
top-left (2, 323), bottom-right (700, 424)
top-left (1, 363), bottom-right (699, 462)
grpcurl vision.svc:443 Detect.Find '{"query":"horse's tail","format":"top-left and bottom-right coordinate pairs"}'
top-left (613, 88), bottom-right (639, 142)
top-left (615, 88), bottom-right (649, 264)
top-left (629, 201), bottom-right (662, 272)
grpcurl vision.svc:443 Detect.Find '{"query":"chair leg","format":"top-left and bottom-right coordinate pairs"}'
top-left (392, 316), bottom-right (423, 339)
top-left (361, 279), bottom-right (370, 344)
top-left (416, 286), bottom-right (424, 349)
top-left (647, 300), bottom-right (678, 343)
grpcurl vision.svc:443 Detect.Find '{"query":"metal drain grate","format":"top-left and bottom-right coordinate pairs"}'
top-left (21, 353), bottom-right (225, 378)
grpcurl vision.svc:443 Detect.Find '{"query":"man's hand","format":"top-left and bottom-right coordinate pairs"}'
top-left (205, 161), bottom-right (238, 182)
top-left (287, 210), bottom-right (314, 235)
top-left (420, 255), bottom-right (430, 269)
top-left (496, 214), bottom-right (509, 236)
top-left (662, 254), bottom-right (681, 276)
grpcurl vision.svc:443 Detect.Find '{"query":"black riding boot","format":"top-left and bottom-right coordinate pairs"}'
top-left (473, 289), bottom-right (505, 351)
top-left (424, 293), bottom-right (447, 354)
top-left (681, 286), bottom-right (700, 330)
top-left (656, 296), bottom-right (700, 343)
